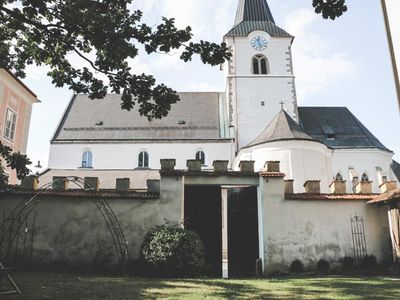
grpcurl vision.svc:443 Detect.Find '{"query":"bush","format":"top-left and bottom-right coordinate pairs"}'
top-left (141, 225), bottom-right (205, 277)
top-left (290, 259), bottom-right (304, 273)
top-left (361, 255), bottom-right (378, 269)
top-left (317, 259), bottom-right (330, 272)
top-left (342, 256), bottom-right (354, 271)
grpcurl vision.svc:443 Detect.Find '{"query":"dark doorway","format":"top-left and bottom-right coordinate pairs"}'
top-left (228, 187), bottom-right (259, 277)
top-left (184, 185), bottom-right (222, 277)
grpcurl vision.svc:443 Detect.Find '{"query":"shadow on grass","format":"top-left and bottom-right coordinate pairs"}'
top-left (6, 272), bottom-right (400, 299)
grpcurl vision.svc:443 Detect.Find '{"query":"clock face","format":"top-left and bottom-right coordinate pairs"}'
top-left (251, 36), bottom-right (268, 51)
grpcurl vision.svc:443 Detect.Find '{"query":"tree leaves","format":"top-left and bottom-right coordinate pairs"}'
top-left (0, 0), bottom-right (232, 119)
top-left (0, 141), bottom-right (31, 187)
top-left (312, 0), bottom-right (348, 20)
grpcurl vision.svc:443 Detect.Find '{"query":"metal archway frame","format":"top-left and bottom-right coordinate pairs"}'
top-left (0, 176), bottom-right (130, 268)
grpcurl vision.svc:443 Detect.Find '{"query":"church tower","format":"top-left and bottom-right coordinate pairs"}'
top-left (223, 0), bottom-right (298, 150)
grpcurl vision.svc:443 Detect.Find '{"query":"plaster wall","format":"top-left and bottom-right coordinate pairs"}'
top-left (0, 70), bottom-right (37, 183)
top-left (0, 194), bottom-right (182, 266)
top-left (260, 177), bottom-right (391, 274)
top-left (224, 33), bottom-right (297, 150)
top-left (48, 142), bottom-right (232, 170)
top-left (234, 140), bottom-right (333, 193)
top-left (330, 149), bottom-right (395, 193)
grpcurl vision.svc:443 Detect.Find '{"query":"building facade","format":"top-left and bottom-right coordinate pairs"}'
top-left (0, 69), bottom-right (39, 184)
top-left (44, 0), bottom-right (399, 193)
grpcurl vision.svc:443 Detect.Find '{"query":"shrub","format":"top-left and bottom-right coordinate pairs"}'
top-left (342, 256), bottom-right (354, 271)
top-left (317, 259), bottom-right (330, 272)
top-left (361, 255), bottom-right (378, 269)
top-left (141, 225), bottom-right (205, 277)
top-left (290, 259), bottom-right (304, 273)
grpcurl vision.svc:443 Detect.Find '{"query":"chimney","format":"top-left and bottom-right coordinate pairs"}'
top-left (160, 159), bottom-right (176, 172)
top-left (84, 177), bottom-right (100, 191)
top-left (329, 180), bottom-right (347, 194)
top-left (303, 180), bottom-right (321, 194)
top-left (116, 178), bottom-right (130, 192)
top-left (284, 180), bottom-right (294, 194)
top-left (147, 179), bottom-right (160, 193)
top-left (355, 181), bottom-right (372, 194)
top-left (239, 161), bottom-right (255, 173)
top-left (213, 160), bottom-right (229, 172)
top-left (52, 176), bottom-right (68, 191)
top-left (187, 159), bottom-right (202, 172)
top-left (264, 161), bottom-right (280, 172)
top-left (379, 181), bottom-right (397, 193)
top-left (20, 175), bottom-right (39, 190)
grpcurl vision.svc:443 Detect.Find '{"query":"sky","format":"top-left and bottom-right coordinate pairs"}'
top-left (21, 0), bottom-right (400, 170)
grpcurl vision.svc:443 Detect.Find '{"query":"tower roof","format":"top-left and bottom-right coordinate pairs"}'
top-left (226, 0), bottom-right (292, 37)
top-left (234, 0), bottom-right (275, 25)
top-left (244, 110), bottom-right (316, 148)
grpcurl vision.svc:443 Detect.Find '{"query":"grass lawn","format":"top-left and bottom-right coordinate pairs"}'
top-left (1, 271), bottom-right (400, 299)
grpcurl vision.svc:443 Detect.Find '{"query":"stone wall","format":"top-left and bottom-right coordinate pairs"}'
top-left (0, 192), bottom-right (181, 267)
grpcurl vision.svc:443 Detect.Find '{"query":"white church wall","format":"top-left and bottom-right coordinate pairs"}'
top-left (224, 33), bottom-right (297, 150)
top-left (234, 140), bottom-right (333, 193)
top-left (330, 149), bottom-right (395, 193)
top-left (48, 142), bottom-right (232, 170)
top-left (261, 177), bottom-right (391, 274)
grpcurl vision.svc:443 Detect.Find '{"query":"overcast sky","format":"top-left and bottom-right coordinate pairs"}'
top-left (22, 0), bottom-right (400, 170)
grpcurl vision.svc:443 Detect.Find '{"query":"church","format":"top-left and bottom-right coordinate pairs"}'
top-left (3, 0), bottom-right (400, 277)
top-left (43, 0), bottom-right (399, 191)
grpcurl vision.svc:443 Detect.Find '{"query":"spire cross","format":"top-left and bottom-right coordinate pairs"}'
top-left (279, 101), bottom-right (285, 110)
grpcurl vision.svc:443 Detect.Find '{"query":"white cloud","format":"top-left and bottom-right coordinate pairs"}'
top-left (386, 0), bottom-right (400, 79)
top-left (183, 81), bottom-right (223, 92)
top-left (285, 8), bottom-right (357, 102)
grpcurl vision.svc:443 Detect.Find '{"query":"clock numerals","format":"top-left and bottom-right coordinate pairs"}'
top-left (251, 36), bottom-right (268, 51)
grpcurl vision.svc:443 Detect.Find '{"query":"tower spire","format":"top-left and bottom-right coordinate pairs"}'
top-left (234, 0), bottom-right (275, 26)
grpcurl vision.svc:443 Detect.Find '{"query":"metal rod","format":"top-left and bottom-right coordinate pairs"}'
top-left (381, 0), bottom-right (400, 112)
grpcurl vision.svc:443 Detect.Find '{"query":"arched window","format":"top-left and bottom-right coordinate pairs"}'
top-left (82, 150), bottom-right (93, 168)
top-left (361, 173), bottom-right (369, 182)
top-left (252, 55), bottom-right (269, 75)
top-left (335, 172), bottom-right (343, 181)
top-left (138, 151), bottom-right (149, 168)
top-left (195, 150), bottom-right (206, 165)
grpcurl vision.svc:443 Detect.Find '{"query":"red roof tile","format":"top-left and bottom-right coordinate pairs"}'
top-left (367, 188), bottom-right (400, 204)
top-left (285, 193), bottom-right (377, 201)
top-left (259, 171), bottom-right (286, 177)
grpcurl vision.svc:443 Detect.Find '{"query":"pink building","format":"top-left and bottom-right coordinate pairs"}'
top-left (0, 69), bottom-right (39, 184)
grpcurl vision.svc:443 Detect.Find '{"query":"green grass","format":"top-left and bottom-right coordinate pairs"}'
top-left (1, 271), bottom-right (400, 299)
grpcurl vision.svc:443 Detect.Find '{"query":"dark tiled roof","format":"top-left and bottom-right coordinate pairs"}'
top-left (298, 107), bottom-right (391, 152)
top-left (391, 160), bottom-right (400, 181)
top-left (286, 193), bottom-right (377, 201)
top-left (244, 109), bottom-right (318, 148)
top-left (52, 93), bottom-right (230, 142)
top-left (226, 0), bottom-right (291, 37)
top-left (226, 21), bottom-right (292, 37)
top-left (234, 0), bottom-right (275, 25)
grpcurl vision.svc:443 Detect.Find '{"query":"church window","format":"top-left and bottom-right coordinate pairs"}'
top-left (138, 151), bottom-right (149, 168)
top-left (82, 150), bottom-right (93, 168)
top-left (361, 173), bottom-right (369, 182)
top-left (195, 150), bottom-right (206, 165)
top-left (252, 55), bottom-right (269, 75)
top-left (335, 172), bottom-right (343, 181)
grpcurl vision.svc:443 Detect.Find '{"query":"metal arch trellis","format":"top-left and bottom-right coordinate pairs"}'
top-left (0, 176), bottom-right (130, 267)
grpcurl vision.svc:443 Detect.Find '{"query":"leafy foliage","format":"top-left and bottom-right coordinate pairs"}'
top-left (0, 0), bottom-right (231, 120)
top-left (141, 225), bottom-right (205, 277)
top-left (342, 256), bottom-right (355, 271)
top-left (316, 259), bottom-right (330, 272)
top-left (0, 141), bottom-right (31, 187)
top-left (361, 255), bottom-right (378, 269)
top-left (312, 0), bottom-right (348, 20)
top-left (289, 259), bottom-right (304, 273)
